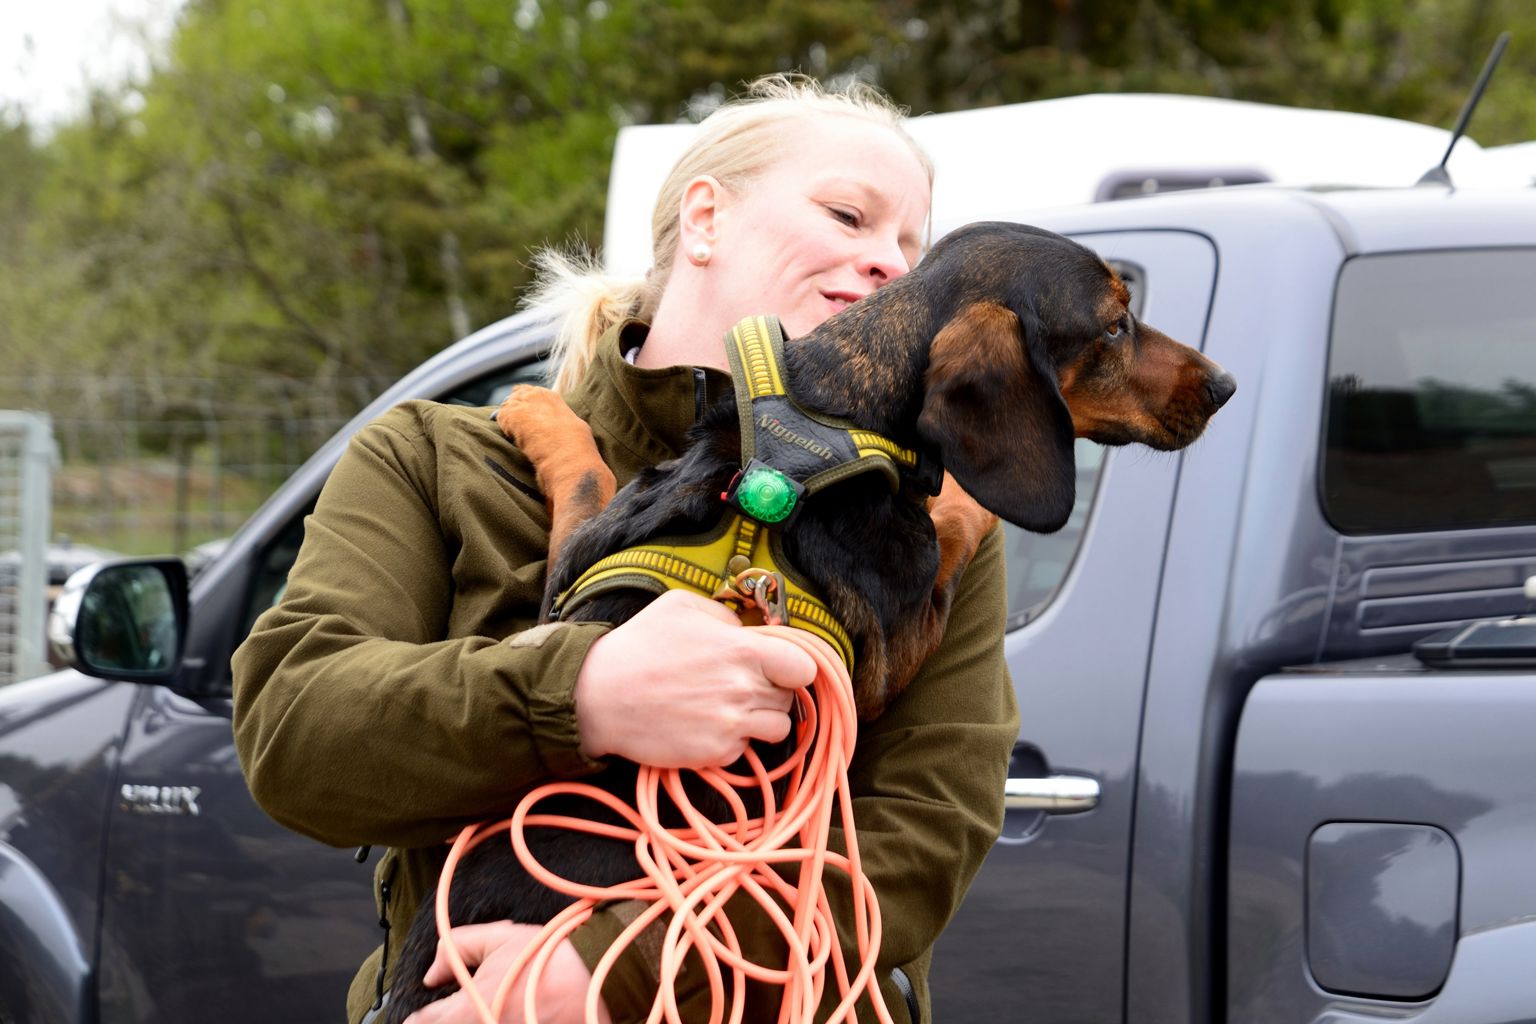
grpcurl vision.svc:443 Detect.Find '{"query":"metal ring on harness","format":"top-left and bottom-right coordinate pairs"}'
top-left (713, 566), bottom-right (788, 626)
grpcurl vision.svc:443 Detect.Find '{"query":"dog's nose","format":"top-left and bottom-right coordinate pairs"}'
top-left (1206, 373), bottom-right (1237, 410)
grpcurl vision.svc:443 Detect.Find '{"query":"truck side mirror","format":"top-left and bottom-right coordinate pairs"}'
top-left (48, 558), bottom-right (188, 684)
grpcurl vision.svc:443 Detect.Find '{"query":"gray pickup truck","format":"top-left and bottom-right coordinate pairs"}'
top-left (5, 182), bottom-right (1535, 1024)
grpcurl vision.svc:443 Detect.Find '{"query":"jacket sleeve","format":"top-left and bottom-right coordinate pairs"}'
top-left (568, 526), bottom-right (1019, 1022)
top-left (232, 405), bottom-right (611, 850)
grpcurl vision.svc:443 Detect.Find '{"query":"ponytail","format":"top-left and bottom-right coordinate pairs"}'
top-left (523, 247), bottom-right (661, 394)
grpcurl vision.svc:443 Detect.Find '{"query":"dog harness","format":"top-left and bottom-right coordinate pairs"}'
top-left (551, 315), bottom-right (939, 669)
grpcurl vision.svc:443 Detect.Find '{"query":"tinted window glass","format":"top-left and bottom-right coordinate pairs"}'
top-left (442, 357), bottom-right (552, 408)
top-left (1109, 260), bottom-right (1146, 319)
top-left (239, 506), bottom-right (309, 643)
top-left (1323, 249), bottom-right (1536, 533)
top-left (242, 340), bottom-right (1108, 633)
top-left (1000, 259), bottom-right (1138, 626)
top-left (1004, 439), bottom-right (1106, 626)
top-left (235, 359), bottom-right (550, 642)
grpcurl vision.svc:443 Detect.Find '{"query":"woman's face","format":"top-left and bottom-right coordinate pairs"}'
top-left (705, 114), bottom-right (932, 338)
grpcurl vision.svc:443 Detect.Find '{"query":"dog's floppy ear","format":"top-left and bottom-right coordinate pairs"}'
top-left (917, 301), bottom-right (1076, 532)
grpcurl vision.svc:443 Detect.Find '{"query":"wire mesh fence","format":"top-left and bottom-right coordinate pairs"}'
top-left (0, 412), bottom-right (54, 685)
top-left (0, 375), bottom-right (387, 560)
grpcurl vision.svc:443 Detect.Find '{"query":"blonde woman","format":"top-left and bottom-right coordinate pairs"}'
top-left (233, 74), bottom-right (1017, 1024)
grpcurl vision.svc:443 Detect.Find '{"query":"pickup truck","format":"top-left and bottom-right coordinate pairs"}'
top-left (5, 182), bottom-right (1535, 1024)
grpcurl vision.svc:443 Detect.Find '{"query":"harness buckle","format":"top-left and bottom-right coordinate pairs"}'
top-left (714, 566), bottom-right (788, 627)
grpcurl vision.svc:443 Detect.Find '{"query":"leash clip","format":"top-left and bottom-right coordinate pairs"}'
top-left (714, 566), bottom-right (788, 626)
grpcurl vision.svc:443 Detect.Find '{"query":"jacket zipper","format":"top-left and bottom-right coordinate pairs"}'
top-left (372, 853), bottom-right (398, 1011)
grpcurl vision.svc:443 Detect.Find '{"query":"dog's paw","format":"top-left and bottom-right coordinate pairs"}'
top-left (495, 384), bottom-right (588, 457)
top-left (496, 385), bottom-right (616, 544)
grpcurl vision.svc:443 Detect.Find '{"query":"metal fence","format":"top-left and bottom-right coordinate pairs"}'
top-left (0, 375), bottom-right (382, 560)
top-left (0, 412), bottom-right (55, 686)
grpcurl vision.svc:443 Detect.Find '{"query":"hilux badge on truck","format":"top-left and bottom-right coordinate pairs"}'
top-left (120, 784), bottom-right (202, 816)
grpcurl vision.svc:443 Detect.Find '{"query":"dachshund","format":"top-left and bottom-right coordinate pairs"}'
top-left (379, 221), bottom-right (1236, 1021)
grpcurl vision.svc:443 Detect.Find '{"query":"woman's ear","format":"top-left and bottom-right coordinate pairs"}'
top-left (678, 175), bottom-right (723, 256)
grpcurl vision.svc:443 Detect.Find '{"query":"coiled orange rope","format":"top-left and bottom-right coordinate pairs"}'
top-left (434, 626), bottom-right (892, 1024)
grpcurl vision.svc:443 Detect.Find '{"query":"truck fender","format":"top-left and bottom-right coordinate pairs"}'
top-left (0, 841), bottom-right (94, 1023)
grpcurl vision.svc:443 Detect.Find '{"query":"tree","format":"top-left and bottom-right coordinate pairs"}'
top-left (7, 0), bottom-right (1535, 401)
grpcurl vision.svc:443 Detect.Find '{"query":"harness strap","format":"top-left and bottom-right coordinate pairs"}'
top-left (725, 315), bottom-right (932, 499)
top-left (552, 316), bottom-right (938, 672)
top-left (552, 512), bottom-right (855, 668)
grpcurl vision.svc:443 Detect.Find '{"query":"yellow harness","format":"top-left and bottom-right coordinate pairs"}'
top-left (552, 316), bottom-right (936, 669)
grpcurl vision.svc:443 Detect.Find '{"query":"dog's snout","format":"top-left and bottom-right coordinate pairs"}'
top-left (1206, 372), bottom-right (1237, 410)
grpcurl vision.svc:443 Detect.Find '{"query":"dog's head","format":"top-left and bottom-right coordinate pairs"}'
top-left (915, 222), bottom-right (1235, 532)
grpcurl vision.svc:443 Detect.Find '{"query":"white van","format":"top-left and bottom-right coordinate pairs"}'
top-left (603, 92), bottom-right (1528, 274)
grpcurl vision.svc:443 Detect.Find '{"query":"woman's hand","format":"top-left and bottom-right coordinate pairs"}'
top-left (574, 589), bottom-right (817, 767)
top-left (403, 923), bottom-right (611, 1024)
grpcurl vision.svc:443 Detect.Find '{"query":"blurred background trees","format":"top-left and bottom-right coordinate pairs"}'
top-left (2, 0), bottom-right (1533, 552)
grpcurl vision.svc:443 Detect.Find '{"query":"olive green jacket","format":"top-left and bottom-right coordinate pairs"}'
top-left (231, 322), bottom-right (1019, 1023)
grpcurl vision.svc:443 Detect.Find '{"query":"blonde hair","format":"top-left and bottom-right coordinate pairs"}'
top-left (528, 74), bottom-right (933, 393)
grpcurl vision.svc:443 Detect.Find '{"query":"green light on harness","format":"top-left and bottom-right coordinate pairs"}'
top-left (734, 464), bottom-right (800, 524)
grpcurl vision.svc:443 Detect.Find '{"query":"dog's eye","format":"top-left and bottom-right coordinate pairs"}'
top-left (1105, 315), bottom-right (1130, 341)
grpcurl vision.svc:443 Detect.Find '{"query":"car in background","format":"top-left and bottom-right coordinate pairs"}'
top-left (0, 539), bottom-right (120, 593)
top-left (1, 541), bottom-right (120, 675)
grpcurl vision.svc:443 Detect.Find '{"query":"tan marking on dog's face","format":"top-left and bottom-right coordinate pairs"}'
top-left (1056, 280), bottom-right (1231, 451)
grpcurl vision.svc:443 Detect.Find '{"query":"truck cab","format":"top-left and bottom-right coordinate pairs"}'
top-left (929, 185), bottom-right (1536, 1024)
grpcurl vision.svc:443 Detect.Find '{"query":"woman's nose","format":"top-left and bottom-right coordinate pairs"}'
top-left (860, 233), bottom-right (911, 286)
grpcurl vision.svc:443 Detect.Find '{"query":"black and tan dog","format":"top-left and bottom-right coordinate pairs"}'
top-left (381, 221), bottom-right (1234, 1020)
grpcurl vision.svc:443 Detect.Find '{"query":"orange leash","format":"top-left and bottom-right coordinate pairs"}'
top-left (434, 626), bottom-right (893, 1024)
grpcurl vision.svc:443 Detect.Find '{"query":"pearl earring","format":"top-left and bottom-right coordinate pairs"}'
top-left (690, 243), bottom-right (712, 266)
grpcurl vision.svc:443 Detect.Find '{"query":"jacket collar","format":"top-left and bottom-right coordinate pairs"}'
top-left (564, 319), bottom-right (732, 479)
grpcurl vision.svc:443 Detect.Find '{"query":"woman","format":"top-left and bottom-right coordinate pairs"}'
top-left (232, 75), bottom-right (1018, 1024)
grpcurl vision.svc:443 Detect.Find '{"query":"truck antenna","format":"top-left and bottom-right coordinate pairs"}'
top-left (1418, 31), bottom-right (1511, 186)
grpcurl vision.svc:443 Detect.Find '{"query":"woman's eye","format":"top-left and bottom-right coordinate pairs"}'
top-left (829, 207), bottom-right (860, 227)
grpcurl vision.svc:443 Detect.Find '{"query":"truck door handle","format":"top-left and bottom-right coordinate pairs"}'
top-left (1004, 774), bottom-right (1100, 813)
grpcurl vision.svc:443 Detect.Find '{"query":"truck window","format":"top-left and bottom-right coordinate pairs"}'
top-left (243, 350), bottom-right (1106, 635)
top-left (1000, 258), bottom-right (1139, 626)
top-left (235, 359), bottom-right (552, 644)
top-left (440, 357), bottom-right (552, 407)
top-left (1322, 249), bottom-right (1536, 533)
top-left (1002, 441), bottom-right (1106, 626)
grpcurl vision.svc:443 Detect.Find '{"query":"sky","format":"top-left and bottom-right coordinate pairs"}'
top-left (2, 0), bottom-right (184, 124)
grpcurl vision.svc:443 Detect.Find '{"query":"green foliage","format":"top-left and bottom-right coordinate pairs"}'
top-left (4, 0), bottom-right (1535, 432)
top-left (865, 0), bottom-right (1536, 134)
